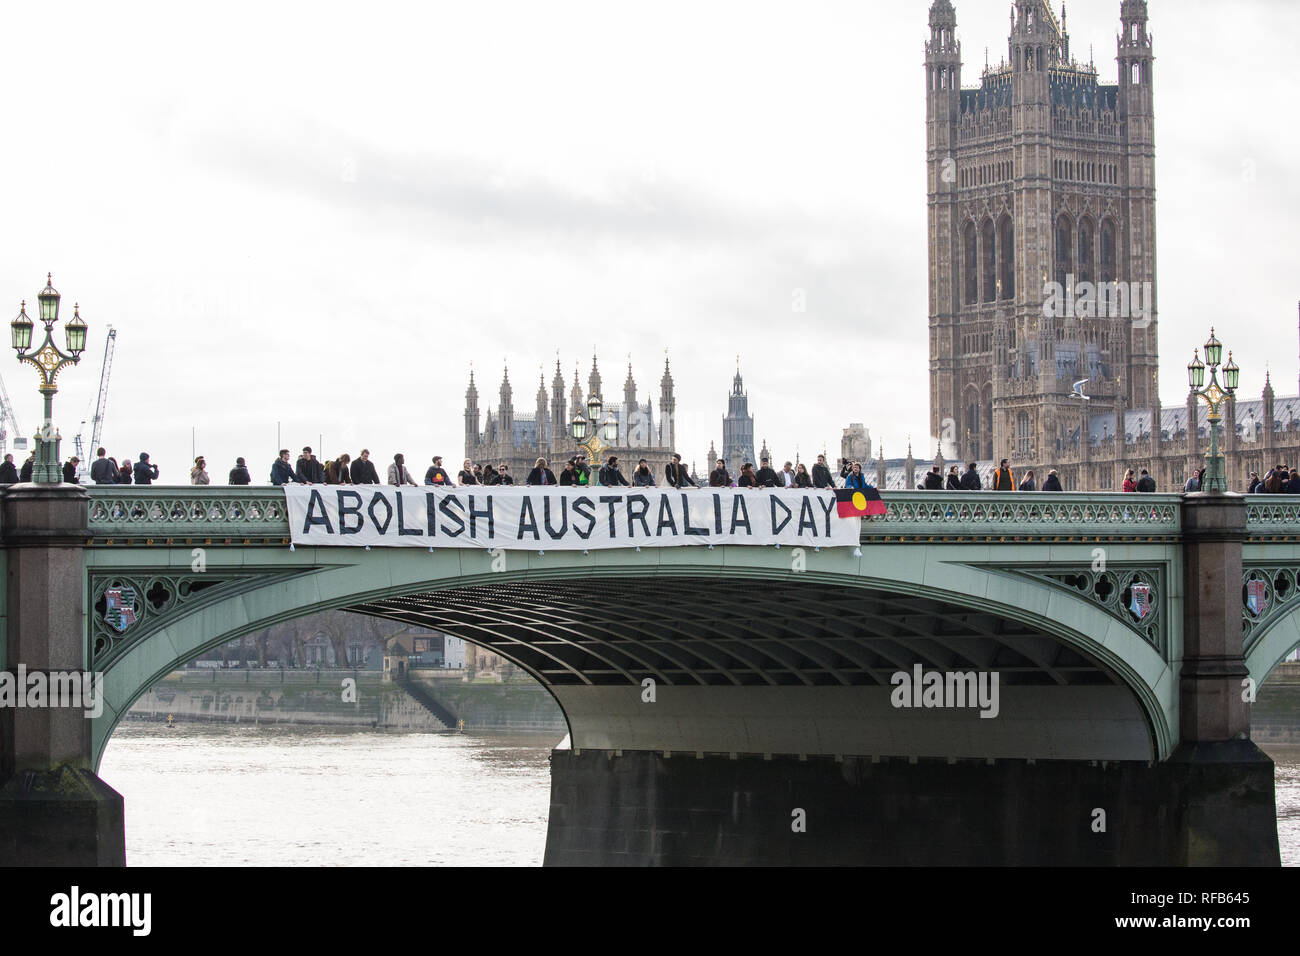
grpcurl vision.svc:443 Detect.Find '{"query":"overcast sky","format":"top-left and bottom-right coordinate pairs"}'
top-left (0, 0), bottom-right (1295, 481)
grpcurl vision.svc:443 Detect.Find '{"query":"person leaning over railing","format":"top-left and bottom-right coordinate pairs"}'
top-left (664, 453), bottom-right (695, 489)
top-left (632, 459), bottom-right (656, 487)
top-left (271, 450), bottom-right (301, 486)
top-left (388, 453), bottom-right (417, 486)
top-left (812, 454), bottom-right (836, 489)
top-left (843, 461), bottom-right (869, 490)
top-left (351, 449), bottom-right (380, 484)
top-left (794, 463), bottom-right (813, 488)
top-left (709, 458), bottom-right (730, 488)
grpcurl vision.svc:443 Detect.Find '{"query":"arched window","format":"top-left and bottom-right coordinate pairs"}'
top-left (1055, 214), bottom-right (1073, 287)
top-left (1100, 219), bottom-right (1116, 283)
top-left (1017, 412), bottom-right (1031, 457)
top-left (963, 222), bottom-right (978, 306)
top-left (1132, 62), bottom-right (1141, 85)
top-left (1077, 217), bottom-right (1095, 285)
top-left (981, 218), bottom-right (996, 303)
top-left (997, 215), bottom-right (1014, 299)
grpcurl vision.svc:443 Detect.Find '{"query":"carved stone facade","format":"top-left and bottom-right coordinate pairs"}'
top-left (465, 355), bottom-right (678, 480)
top-left (924, 0), bottom-right (1300, 491)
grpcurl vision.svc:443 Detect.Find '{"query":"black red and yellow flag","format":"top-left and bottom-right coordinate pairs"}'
top-left (835, 487), bottom-right (886, 518)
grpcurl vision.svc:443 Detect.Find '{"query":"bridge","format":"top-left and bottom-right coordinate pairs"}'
top-left (1, 484), bottom-right (1294, 864)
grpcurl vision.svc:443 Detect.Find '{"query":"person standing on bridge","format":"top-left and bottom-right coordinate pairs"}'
top-left (1137, 469), bottom-right (1156, 493)
top-left (229, 457), bottom-right (251, 485)
top-left (116, 455), bottom-right (132, 483)
top-left (754, 457), bottom-right (778, 488)
top-left (526, 457), bottom-right (557, 486)
top-left (709, 458), bottom-right (730, 487)
top-left (794, 463), bottom-right (812, 488)
top-left (388, 453), bottom-right (417, 486)
top-left (737, 462), bottom-right (759, 488)
top-left (632, 459), bottom-right (656, 487)
top-left (0, 453), bottom-right (18, 484)
top-left (992, 459), bottom-right (1014, 491)
top-left (90, 448), bottom-right (117, 484)
top-left (1020, 470), bottom-right (1036, 492)
top-left (19, 452), bottom-right (35, 483)
top-left (923, 466), bottom-right (943, 490)
top-left (843, 461), bottom-right (869, 490)
top-left (458, 459), bottom-right (478, 485)
top-left (1042, 470), bottom-right (1063, 492)
top-left (296, 447), bottom-right (325, 484)
top-left (325, 454), bottom-right (352, 484)
top-left (62, 457), bottom-right (80, 483)
top-left (425, 455), bottom-right (453, 486)
top-left (271, 450), bottom-right (300, 485)
top-left (959, 462), bottom-right (981, 490)
top-left (598, 456), bottom-right (629, 487)
top-left (133, 453), bottom-right (159, 485)
top-left (494, 463), bottom-right (515, 485)
top-left (1122, 468), bottom-right (1137, 493)
top-left (351, 449), bottom-right (380, 484)
top-left (946, 465), bottom-right (961, 490)
top-left (665, 453), bottom-right (695, 488)
top-left (812, 454), bottom-right (836, 489)
top-left (191, 457), bottom-right (210, 485)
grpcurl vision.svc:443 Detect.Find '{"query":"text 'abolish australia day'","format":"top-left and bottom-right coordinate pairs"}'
top-left (283, 486), bottom-right (862, 551)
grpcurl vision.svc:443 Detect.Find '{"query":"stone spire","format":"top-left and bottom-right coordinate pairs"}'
top-left (877, 444), bottom-right (887, 488)
top-left (570, 362), bottom-right (583, 420)
top-left (759, 438), bottom-right (770, 465)
top-left (588, 354), bottom-right (603, 402)
top-left (1263, 369), bottom-right (1276, 451)
top-left (623, 360), bottom-right (637, 411)
top-left (465, 367), bottom-right (480, 457)
top-left (660, 354), bottom-right (675, 450)
top-left (536, 370), bottom-right (549, 451)
top-left (498, 365), bottom-right (513, 439)
top-left (905, 441), bottom-right (916, 490)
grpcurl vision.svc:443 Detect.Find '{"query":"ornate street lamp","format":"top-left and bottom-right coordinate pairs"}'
top-left (569, 393), bottom-right (620, 477)
top-left (12, 274), bottom-right (87, 483)
top-left (1187, 328), bottom-right (1239, 494)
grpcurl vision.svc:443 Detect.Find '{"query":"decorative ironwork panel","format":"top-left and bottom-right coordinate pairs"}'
top-left (89, 570), bottom-right (298, 670)
top-left (1005, 564), bottom-right (1168, 657)
top-left (1246, 501), bottom-right (1300, 539)
top-left (87, 488), bottom-right (290, 540)
top-left (864, 493), bottom-right (1182, 541)
top-left (1241, 565), bottom-right (1300, 654)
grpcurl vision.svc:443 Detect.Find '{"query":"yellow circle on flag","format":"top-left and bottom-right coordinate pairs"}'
top-left (852, 492), bottom-right (867, 511)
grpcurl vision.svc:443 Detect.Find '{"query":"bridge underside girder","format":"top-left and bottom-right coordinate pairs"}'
top-left (353, 576), bottom-right (1154, 761)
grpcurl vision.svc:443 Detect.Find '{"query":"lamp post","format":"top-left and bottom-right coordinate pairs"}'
top-left (1187, 328), bottom-right (1240, 494)
top-left (11, 274), bottom-right (87, 484)
top-left (569, 393), bottom-right (618, 479)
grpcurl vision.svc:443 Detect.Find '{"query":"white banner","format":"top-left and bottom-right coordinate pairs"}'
top-left (283, 485), bottom-right (859, 550)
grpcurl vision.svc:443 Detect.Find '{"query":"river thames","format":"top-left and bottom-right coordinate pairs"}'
top-left (99, 723), bottom-right (1300, 866)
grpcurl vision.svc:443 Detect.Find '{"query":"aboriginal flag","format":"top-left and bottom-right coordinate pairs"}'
top-left (835, 487), bottom-right (886, 518)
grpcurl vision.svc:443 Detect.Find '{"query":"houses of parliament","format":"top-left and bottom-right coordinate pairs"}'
top-left (925, 0), bottom-right (1300, 491)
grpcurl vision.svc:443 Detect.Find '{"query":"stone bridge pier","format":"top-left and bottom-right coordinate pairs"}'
top-left (0, 485), bottom-right (124, 865)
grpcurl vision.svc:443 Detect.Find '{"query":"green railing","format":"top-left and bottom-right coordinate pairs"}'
top-left (86, 486), bottom-right (289, 539)
top-left (864, 492), bottom-right (1183, 540)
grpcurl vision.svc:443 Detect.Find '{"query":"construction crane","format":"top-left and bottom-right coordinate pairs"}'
top-left (74, 327), bottom-right (117, 479)
top-left (0, 370), bottom-right (24, 459)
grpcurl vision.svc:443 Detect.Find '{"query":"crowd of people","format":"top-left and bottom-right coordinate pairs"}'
top-left (6, 444), bottom-right (1286, 497)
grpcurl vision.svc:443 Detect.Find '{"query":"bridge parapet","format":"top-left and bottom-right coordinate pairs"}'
top-left (864, 491), bottom-right (1182, 542)
top-left (83, 487), bottom-right (1186, 546)
top-left (86, 486), bottom-right (289, 543)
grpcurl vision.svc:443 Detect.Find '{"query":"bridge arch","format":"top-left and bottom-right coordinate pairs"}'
top-left (90, 544), bottom-right (1175, 768)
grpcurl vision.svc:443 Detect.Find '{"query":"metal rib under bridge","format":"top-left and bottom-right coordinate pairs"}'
top-left (58, 487), bottom-right (1300, 769)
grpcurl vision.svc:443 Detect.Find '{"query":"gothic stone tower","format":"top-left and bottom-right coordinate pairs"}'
top-left (927, 0), bottom-right (1157, 469)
